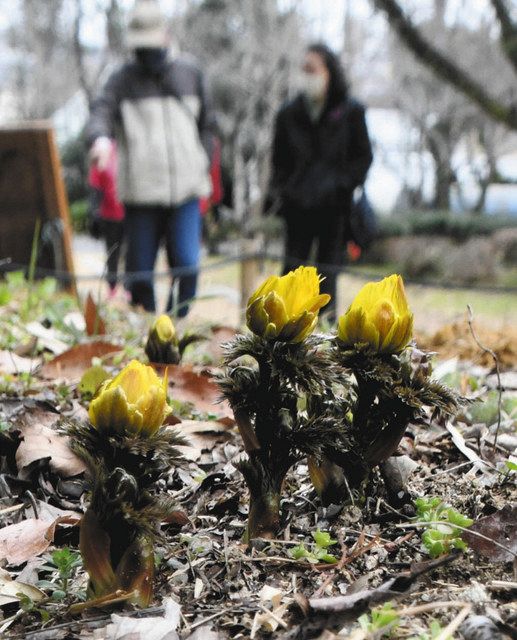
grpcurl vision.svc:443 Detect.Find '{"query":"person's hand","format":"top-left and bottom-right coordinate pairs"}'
top-left (89, 136), bottom-right (112, 170)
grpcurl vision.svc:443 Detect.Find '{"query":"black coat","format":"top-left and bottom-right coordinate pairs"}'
top-left (271, 94), bottom-right (373, 216)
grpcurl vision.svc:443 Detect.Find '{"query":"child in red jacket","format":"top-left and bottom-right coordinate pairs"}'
top-left (88, 142), bottom-right (125, 297)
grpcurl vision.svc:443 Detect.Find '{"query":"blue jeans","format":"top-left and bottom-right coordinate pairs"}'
top-left (124, 200), bottom-right (201, 317)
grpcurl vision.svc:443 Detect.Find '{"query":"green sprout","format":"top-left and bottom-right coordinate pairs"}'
top-left (409, 620), bottom-right (452, 640)
top-left (358, 602), bottom-right (400, 637)
top-left (289, 529), bottom-right (338, 564)
top-left (37, 548), bottom-right (83, 601)
top-left (414, 497), bottom-right (473, 558)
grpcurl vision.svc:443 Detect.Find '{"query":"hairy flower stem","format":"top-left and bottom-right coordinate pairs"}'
top-left (247, 488), bottom-right (282, 540)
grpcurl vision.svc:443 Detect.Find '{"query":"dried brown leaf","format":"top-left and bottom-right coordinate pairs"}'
top-left (16, 422), bottom-right (86, 478)
top-left (84, 292), bottom-right (106, 336)
top-left (463, 505), bottom-right (517, 562)
top-left (0, 515), bottom-right (80, 565)
top-left (164, 364), bottom-right (234, 421)
top-left (40, 341), bottom-right (122, 382)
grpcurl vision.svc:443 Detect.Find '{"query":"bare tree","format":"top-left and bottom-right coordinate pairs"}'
top-left (177, 0), bottom-right (304, 225)
top-left (373, 0), bottom-right (517, 130)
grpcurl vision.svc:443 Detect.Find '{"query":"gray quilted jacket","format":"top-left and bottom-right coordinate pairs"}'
top-left (86, 56), bottom-right (212, 206)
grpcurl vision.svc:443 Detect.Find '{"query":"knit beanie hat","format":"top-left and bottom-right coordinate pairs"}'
top-left (127, 0), bottom-right (168, 49)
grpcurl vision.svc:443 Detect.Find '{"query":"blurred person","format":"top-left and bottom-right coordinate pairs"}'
top-left (270, 42), bottom-right (373, 319)
top-left (200, 134), bottom-right (224, 254)
top-left (88, 140), bottom-right (125, 299)
top-left (86, 0), bottom-right (212, 317)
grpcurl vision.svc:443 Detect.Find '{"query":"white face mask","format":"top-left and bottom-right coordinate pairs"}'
top-left (301, 72), bottom-right (327, 100)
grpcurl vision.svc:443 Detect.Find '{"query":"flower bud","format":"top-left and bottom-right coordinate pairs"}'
top-left (88, 360), bottom-right (171, 436)
top-left (338, 274), bottom-right (413, 354)
top-left (145, 314), bottom-right (180, 364)
top-left (246, 266), bottom-right (330, 343)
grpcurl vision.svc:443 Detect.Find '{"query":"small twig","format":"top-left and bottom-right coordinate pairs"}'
top-left (466, 305), bottom-right (502, 449)
top-left (435, 603), bottom-right (472, 640)
top-left (257, 603), bottom-right (289, 629)
top-left (24, 490), bottom-right (39, 519)
top-left (189, 607), bottom-right (234, 630)
top-left (397, 600), bottom-right (469, 617)
top-left (488, 580), bottom-right (517, 590)
top-left (0, 504), bottom-right (24, 517)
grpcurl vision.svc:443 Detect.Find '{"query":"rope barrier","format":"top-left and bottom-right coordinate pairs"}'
top-left (2, 250), bottom-right (517, 294)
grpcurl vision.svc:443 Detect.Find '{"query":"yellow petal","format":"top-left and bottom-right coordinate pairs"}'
top-left (262, 291), bottom-right (288, 329)
top-left (153, 314), bottom-right (176, 343)
top-left (279, 311), bottom-right (316, 343)
top-left (246, 298), bottom-right (270, 336)
top-left (247, 275), bottom-right (278, 306)
top-left (89, 386), bottom-right (131, 433)
top-left (372, 301), bottom-right (395, 343)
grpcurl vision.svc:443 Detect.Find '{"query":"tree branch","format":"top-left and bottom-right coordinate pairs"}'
top-left (490, 0), bottom-right (517, 73)
top-left (373, 0), bottom-right (517, 130)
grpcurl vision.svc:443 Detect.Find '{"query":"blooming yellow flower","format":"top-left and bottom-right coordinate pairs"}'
top-left (246, 266), bottom-right (330, 343)
top-left (337, 274), bottom-right (413, 353)
top-left (88, 360), bottom-right (171, 436)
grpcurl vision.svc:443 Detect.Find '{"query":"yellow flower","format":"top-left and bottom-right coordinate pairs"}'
top-left (337, 274), bottom-right (413, 353)
top-left (153, 315), bottom-right (177, 344)
top-left (145, 315), bottom-right (180, 364)
top-left (246, 266), bottom-right (330, 343)
top-left (88, 360), bottom-right (171, 436)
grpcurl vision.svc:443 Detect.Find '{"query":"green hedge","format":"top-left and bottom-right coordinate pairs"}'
top-left (69, 199), bottom-right (89, 233)
top-left (377, 210), bottom-right (517, 242)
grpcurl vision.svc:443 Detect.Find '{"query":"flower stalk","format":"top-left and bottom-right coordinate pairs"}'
top-left (65, 360), bottom-right (185, 609)
top-left (219, 266), bottom-right (340, 540)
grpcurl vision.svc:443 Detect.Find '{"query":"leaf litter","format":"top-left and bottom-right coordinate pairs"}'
top-left (0, 290), bottom-right (516, 639)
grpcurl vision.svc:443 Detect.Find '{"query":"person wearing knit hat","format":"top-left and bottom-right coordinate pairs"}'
top-left (87, 0), bottom-right (213, 317)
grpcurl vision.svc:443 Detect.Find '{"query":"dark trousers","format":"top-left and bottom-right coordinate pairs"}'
top-left (102, 220), bottom-right (125, 290)
top-left (282, 207), bottom-right (348, 320)
top-left (124, 200), bottom-right (201, 317)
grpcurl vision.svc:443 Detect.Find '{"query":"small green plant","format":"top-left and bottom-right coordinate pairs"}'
top-left (505, 459), bottom-right (517, 473)
top-left (289, 529), bottom-right (338, 564)
top-left (358, 602), bottom-right (400, 637)
top-left (409, 619), bottom-right (452, 640)
top-left (414, 497), bottom-right (473, 558)
top-left (37, 548), bottom-right (83, 601)
top-left (16, 593), bottom-right (50, 623)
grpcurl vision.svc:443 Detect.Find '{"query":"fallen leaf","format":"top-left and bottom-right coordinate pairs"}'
top-left (0, 568), bottom-right (45, 606)
top-left (93, 597), bottom-right (180, 640)
top-left (0, 351), bottom-right (40, 375)
top-left (40, 341), bottom-right (122, 382)
top-left (84, 292), bottom-right (106, 336)
top-left (463, 505), bottom-right (517, 562)
top-left (16, 422), bottom-right (86, 479)
top-left (25, 321), bottom-right (69, 354)
top-left (173, 420), bottom-right (233, 462)
top-left (0, 515), bottom-right (80, 565)
top-left (166, 364), bottom-right (233, 420)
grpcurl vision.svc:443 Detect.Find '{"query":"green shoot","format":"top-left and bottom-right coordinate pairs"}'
top-left (37, 548), bottom-right (83, 601)
top-left (289, 529), bottom-right (338, 564)
top-left (414, 497), bottom-right (473, 558)
top-left (409, 619), bottom-right (452, 640)
top-left (358, 602), bottom-right (400, 637)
